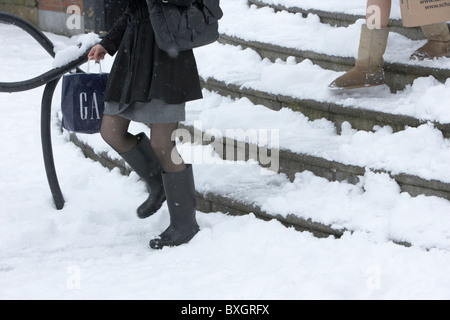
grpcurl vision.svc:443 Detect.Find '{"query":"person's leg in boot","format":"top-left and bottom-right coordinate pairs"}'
top-left (329, 0), bottom-right (391, 89)
top-left (100, 114), bottom-right (166, 218)
top-left (411, 23), bottom-right (450, 60)
top-left (148, 123), bottom-right (200, 249)
top-left (100, 114), bottom-right (139, 153)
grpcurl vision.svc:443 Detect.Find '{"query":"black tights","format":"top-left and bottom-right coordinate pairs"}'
top-left (100, 114), bottom-right (186, 173)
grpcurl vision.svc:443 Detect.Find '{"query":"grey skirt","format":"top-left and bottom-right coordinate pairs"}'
top-left (103, 99), bottom-right (186, 124)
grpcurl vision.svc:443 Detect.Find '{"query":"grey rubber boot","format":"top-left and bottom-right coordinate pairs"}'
top-left (149, 164), bottom-right (199, 249)
top-left (411, 23), bottom-right (450, 60)
top-left (329, 24), bottom-right (389, 89)
top-left (120, 132), bottom-right (166, 219)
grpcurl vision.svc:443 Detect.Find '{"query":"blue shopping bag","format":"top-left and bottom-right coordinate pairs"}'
top-left (61, 69), bottom-right (108, 134)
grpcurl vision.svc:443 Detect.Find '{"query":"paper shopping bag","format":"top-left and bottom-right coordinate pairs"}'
top-left (399, 0), bottom-right (450, 27)
top-left (61, 71), bottom-right (108, 134)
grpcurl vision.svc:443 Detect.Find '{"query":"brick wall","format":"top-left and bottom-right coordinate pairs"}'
top-left (37, 0), bottom-right (85, 36)
top-left (0, 1), bottom-right (85, 33)
top-left (38, 0), bottom-right (83, 12)
top-left (1, 1), bottom-right (127, 36)
top-left (0, 0), bottom-right (39, 25)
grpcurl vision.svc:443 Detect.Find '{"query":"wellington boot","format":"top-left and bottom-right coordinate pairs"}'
top-left (120, 132), bottom-right (166, 219)
top-left (149, 165), bottom-right (199, 249)
top-left (411, 23), bottom-right (450, 60)
top-left (329, 24), bottom-right (389, 90)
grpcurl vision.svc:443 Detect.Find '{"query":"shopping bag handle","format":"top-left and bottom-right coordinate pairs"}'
top-left (87, 60), bottom-right (103, 74)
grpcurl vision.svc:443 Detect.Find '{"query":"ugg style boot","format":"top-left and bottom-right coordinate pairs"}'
top-left (411, 23), bottom-right (450, 60)
top-left (149, 165), bottom-right (200, 249)
top-left (329, 24), bottom-right (389, 89)
top-left (120, 132), bottom-right (166, 219)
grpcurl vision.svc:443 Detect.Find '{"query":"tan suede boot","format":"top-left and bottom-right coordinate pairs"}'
top-left (411, 23), bottom-right (450, 60)
top-left (329, 24), bottom-right (389, 90)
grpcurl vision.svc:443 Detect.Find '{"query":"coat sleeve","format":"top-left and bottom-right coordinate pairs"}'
top-left (99, 4), bottom-right (132, 56)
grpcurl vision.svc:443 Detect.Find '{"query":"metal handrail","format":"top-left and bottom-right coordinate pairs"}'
top-left (0, 12), bottom-right (90, 210)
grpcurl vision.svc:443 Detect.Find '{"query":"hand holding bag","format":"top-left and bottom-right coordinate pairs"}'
top-left (146, 0), bottom-right (223, 54)
top-left (61, 62), bottom-right (108, 134)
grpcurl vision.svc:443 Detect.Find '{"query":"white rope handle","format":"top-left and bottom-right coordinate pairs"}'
top-left (87, 60), bottom-right (102, 74)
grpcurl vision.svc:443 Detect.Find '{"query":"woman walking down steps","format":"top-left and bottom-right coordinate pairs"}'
top-left (88, 0), bottom-right (202, 249)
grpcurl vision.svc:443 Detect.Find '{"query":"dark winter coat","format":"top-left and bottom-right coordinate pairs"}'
top-left (99, 0), bottom-right (203, 105)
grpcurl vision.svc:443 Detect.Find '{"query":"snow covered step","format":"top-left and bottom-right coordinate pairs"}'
top-left (195, 43), bottom-right (450, 139)
top-left (247, 0), bottom-right (427, 40)
top-left (201, 77), bottom-right (450, 139)
top-left (219, 0), bottom-right (450, 92)
top-left (218, 34), bottom-right (450, 93)
top-left (67, 132), bottom-right (342, 239)
top-left (179, 90), bottom-right (450, 201)
top-left (178, 122), bottom-right (450, 202)
top-left (62, 97), bottom-right (450, 202)
top-left (66, 131), bottom-right (450, 250)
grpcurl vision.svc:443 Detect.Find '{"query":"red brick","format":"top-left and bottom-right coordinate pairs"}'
top-left (39, 0), bottom-right (83, 12)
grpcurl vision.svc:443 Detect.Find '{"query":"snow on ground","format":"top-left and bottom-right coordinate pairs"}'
top-left (1, 1), bottom-right (450, 300)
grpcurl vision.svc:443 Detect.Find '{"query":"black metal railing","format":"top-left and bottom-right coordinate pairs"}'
top-left (0, 12), bottom-right (90, 210)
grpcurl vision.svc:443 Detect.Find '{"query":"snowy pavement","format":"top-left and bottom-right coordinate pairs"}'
top-left (1, 1), bottom-right (450, 300)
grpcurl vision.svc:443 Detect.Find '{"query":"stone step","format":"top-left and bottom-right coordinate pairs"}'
top-left (218, 34), bottom-right (450, 93)
top-left (247, 0), bottom-right (431, 40)
top-left (200, 77), bottom-right (450, 139)
top-left (193, 42), bottom-right (450, 201)
top-left (67, 130), bottom-right (447, 248)
top-left (178, 121), bottom-right (450, 202)
top-left (68, 132), bottom-right (344, 239)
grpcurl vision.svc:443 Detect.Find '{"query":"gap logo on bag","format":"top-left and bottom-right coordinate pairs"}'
top-left (79, 91), bottom-right (102, 121)
top-left (61, 72), bottom-right (108, 134)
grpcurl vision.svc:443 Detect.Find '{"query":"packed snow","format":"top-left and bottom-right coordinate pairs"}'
top-left (52, 33), bottom-right (100, 69)
top-left (1, 0), bottom-right (450, 300)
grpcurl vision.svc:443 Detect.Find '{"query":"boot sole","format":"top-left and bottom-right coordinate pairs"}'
top-left (328, 82), bottom-right (385, 90)
top-left (137, 196), bottom-right (167, 219)
top-left (149, 226), bottom-right (200, 250)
